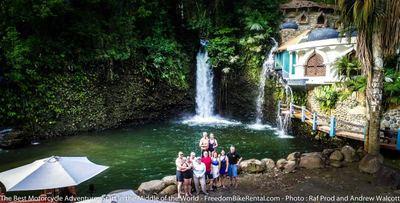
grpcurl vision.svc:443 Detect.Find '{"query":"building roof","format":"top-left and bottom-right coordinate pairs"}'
top-left (280, 0), bottom-right (336, 10)
top-left (277, 30), bottom-right (310, 51)
top-left (280, 21), bottom-right (299, 30)
top-left (307, 28), bottom-right (339, 41)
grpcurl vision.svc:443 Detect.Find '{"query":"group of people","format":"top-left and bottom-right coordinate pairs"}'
top-left (175, 132), bottom-right (242, 198)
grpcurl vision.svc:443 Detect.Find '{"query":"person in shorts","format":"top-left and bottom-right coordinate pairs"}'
top-left (199, 132), bottom-right (209, 156)
top-left (227, 145), bottom-right (242, 188)
top-left (175, 151), bottom-right (186, 198)
top-left (181, 157), bottom-right (193, 196)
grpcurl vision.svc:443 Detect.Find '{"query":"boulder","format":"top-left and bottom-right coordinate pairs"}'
top-left (284, 160), bottom-right (297, 173)
top-left (138, 180), bottom-right (166, 195)
top-left (375, 165), bottom-right (400, 188)
top-left (329, 161), bottom-right (342, 168)
top-left (239, 159), bottom-right (265, 173)
top-left (161, 175), bottom-right (176, 186)
top-left (341, 145), bottom-right (357, 162)
top-left (0, 128), bottom-right (25, 148)
top-left (261, 158), bottom-right (275, 171)
top-left (302, 152), bottom-right (323, 157)
top-left (329, 150), bottom-right (344, 162)
top-left (159, 185), bottom-right (177, 196)
top-left (356, 147), bottom-right (367, 159)
top-left (287, 152), bottom-right (301, 161)
top-left (322, 149), bottom-right (335, 158)
top-left (359, 154), bottom-right (384, 174)
top-left (276, 159), bottom-right (288, 170)
top-left (299, 152), bottom-right (324, 169)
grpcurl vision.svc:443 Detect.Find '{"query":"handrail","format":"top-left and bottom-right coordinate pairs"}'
top-left (318, 114), bottom-right (329, 120)
top-left (278, 100), bottom-right (400, 151)
top-left (278, 101), bottom-right (364, 130)
top-left (292, 104), bottom-right (302, 109)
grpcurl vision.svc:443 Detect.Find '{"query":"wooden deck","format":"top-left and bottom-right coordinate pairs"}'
top-left (280, 104), bottom-right (398, 150)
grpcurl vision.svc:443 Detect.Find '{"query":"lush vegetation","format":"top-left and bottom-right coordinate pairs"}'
top-left (333, 55), bottom-right (361, 79)
top-left (332, 55), bottom-right (400, 108)
top-left (313, 85), bottom-right (340, 113)
top-left (338, 0), bottom-right (400, 156)
top-left (0, 0), bottom-right (282, 138)
top-left (201, 0), bottom-right (282, 82)
top-left (0, 0), bottom-right (195, 136)
top-left (384, 67), bottom-right (400, 106)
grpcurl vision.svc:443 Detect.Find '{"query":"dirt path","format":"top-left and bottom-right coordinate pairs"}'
top-left (173, 163), bottom-right (398, 202)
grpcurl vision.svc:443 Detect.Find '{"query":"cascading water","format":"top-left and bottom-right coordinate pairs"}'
top-left (248, 39), bottom-right (278, 130)
top-left (182, 40), bottom-right (239, 125)
top-left (195, 41), bottom-right (215, 118)
top-left (255, 39), bottom-right (278, 125)
top-left (276, 84), bottom-right (293, 137)
top-left (248, 38), bottom-right (293, 138)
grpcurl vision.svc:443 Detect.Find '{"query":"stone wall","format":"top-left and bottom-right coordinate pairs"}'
top-left (381, 107), bottom-right (400, 130)
top-left (307, 88), bottom-right (367, 132)
top-left (307, 87), bottom-right (400, 132)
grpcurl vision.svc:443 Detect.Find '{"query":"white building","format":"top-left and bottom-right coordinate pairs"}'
top-left (275, 28), bottom-right (357, 87)
top-left (276, 0), bottom-right (357, 87)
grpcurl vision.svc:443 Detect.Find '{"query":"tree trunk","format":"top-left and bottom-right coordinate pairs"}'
top-left (366, 33), bottom-right (384, 155)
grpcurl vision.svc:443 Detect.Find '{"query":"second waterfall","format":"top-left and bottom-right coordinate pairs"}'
top-left (249, 39), bottom-right (293, 138)
top-left (248, 39), bottom-right (278, 130)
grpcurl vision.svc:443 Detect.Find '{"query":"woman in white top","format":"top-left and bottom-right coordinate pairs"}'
top-left (192, 157), bottom-right (208, 195)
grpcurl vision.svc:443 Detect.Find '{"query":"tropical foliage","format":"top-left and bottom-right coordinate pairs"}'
top-left (0, 0), bottom-right (283, 137)
top-left (314, 85), bottom-right (339, 113)
top-left (384, 68), bottom-right (400, 105)
top-left (333, 56), bottom-right (361, 79)
top-left (344, 76), bottom-right (367, 93)
top-left (203, 0), bottom-right (282, 82)
top-left (338, 0), bottom-right (400, 155)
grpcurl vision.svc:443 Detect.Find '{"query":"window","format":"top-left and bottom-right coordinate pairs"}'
top-left (298, 12), bottom-right (308, 24)
top-left (291, 52), bottom-right (296, 74)
top-left (282, 51), bottom-right (290, 73)
top-left (305, 53), bottom-right (325, 76)
top-left (316, 13), bottom-right (327, 26)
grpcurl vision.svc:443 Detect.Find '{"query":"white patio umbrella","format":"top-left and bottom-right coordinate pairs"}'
top-left (0, 156), bottom-right (109, 192)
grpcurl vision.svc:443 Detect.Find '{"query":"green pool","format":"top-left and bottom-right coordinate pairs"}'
top-left (0, 122), bottom-right (321, 196)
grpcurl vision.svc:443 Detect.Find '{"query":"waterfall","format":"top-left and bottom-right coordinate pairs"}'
top-left (276, 84), bottom-right (293, 137)
top-left (254, 39), bottom-right (278, 124)
top-left (182, 40), bottom-right (240, 125)
top-left (249, 39), bottom-right (293, 138)
top-left (195, 44), bottom-right (215, 117)
top-left (248, 39), bottom-right (278, 130)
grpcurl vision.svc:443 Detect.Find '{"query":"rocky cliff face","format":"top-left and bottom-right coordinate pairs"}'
top-left (0, 68), bottom-right (193, 148)
top-left (215, 69), bottom-right (280, 123)
top-left (50, 71), bottom-right (192, 135)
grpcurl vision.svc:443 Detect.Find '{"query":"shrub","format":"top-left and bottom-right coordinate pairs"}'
top-left (313, 85), bottom-right (339, 113)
